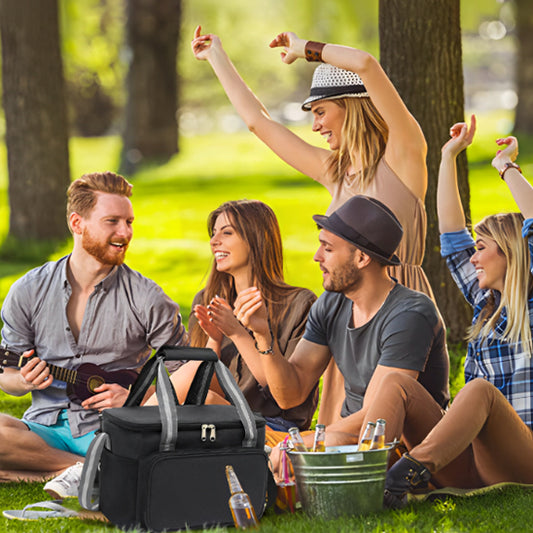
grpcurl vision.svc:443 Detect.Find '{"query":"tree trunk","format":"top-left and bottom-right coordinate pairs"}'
top-left (120, 0), bottom-right (181, 174)
top-left (379, 0), bottom-right (472, 343)
top-left (0, 0), bottom-right (70, 241)
top-left (514, 0), bottom-right (533, 134)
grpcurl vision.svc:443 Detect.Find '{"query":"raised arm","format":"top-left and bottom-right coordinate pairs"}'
top-left (270, 31), bottom-right (427, 199)
top-left (491, 136), bottom-right (533, 219)
top-left (437, 115), bottom-right (476, 233)
top-left (191, 26), bottom-right (328, 181)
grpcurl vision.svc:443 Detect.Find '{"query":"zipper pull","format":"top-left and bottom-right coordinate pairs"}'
top-left (209, 424), bottom-right (216, 442)
top-left (201, 424), bottom-right (208, 442)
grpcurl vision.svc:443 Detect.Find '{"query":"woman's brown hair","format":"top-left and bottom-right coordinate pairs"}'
top-left (190, 200), bottom-right (301, 347)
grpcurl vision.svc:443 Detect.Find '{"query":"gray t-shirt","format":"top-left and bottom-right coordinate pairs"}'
top-left (304, 283), bottom-right (449, 417)
top-left (1, 255), bottom-right (189, 437)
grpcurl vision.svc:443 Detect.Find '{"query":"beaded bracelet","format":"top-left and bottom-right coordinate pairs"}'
top-left (305, 41), bottom-right (326, 62)
top-left (254, 326), bottom-right (274, 355)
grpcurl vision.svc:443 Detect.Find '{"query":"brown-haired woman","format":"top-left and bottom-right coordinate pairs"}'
top-left (169, 200), bottom-right (317, 431)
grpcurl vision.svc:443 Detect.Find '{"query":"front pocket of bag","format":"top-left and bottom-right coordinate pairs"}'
top-left (100, 447), bottom-right (140, 529)
top-left (139, 448), bottom-right (268, 532)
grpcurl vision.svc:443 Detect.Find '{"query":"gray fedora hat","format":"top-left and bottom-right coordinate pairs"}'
top-left (313, 195), bottom-right (403, 266)
top-left (302, 63), bottom-right (369, 111)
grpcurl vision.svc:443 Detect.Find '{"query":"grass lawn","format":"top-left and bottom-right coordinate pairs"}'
top-left (0, 110), bottom-right (532, 531)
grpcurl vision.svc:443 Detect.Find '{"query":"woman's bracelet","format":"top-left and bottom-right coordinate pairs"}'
top-left (305, 41), bottom-right (326, 62)
top-left (499, 161), bottom-right (521, 180)
top-left (254, 326), bottom-right (274, 355)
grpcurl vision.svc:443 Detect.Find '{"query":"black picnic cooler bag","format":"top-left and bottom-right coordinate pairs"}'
top-left (79, 345), bottom-right (272, 531)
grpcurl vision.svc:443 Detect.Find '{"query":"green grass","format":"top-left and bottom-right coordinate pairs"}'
top-left (0, 110), bottom-right (533, 531)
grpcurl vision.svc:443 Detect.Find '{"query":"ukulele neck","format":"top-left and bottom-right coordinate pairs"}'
top-left (14, 352), bottom-right (78, 385)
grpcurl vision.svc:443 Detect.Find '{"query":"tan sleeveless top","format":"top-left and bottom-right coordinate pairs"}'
top-left (327, 158), bottom-right (434, 300)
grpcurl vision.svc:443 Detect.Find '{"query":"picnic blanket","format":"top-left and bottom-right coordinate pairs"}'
top-left (409, 481), bottom-right (533, 502)
top-left (0, 469), bottom-right (64, 483)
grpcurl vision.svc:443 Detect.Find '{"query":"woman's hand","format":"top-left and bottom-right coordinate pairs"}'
top-left (269, 31), bottom-right (306, 64)
top-left (233, 287), bottom-right (270, 336)
top-left (206, 296), bottom-right (246, 338)
top-left (441, 114), bottom-right (476, 158)
top-left (492, 136), bottom-right (519, 171)
top-left (191, 25), bottom-right (221, 61)
top-left (194, 304), bottom-right (224, 344)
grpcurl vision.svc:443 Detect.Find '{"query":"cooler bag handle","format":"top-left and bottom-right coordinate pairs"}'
top-left (213, 359), bottom-right (258, 448)
top-left (184, 360), bottom-right (215, 405)
top-left (124, 346), bottom-right (217, 407)
top-left (125, 346), bottom-right (259, 449)
top-left (155, 355), bottom-right (258, 450)
top-left (184, 358), bottom-right (259, 447)
top-left (78, 431), bottom-right (110, 511)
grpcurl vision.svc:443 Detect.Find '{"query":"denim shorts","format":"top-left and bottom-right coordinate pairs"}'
top-left (264, 415), bottom-right (296, 432)
top-left (24, 409), bottom-right (95, 456)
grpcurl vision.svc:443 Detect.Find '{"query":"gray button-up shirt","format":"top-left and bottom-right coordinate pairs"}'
top-left (1, 255), bottom-right (188, 437)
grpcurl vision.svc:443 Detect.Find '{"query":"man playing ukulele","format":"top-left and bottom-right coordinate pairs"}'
top-left (0, 172), bottom-right (188, 497)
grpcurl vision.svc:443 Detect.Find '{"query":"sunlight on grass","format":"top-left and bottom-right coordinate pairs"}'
top-left (0, 111), bottom-right (533, 533)
top-left (0, 111), bottom-right (529, 323)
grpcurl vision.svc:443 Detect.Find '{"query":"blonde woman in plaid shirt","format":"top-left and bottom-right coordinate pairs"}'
top-left (358, 115), bottom-right (533, 508)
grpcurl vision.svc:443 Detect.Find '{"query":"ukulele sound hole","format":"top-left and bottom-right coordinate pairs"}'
top-left (87, 375), bottom-right (105, 393)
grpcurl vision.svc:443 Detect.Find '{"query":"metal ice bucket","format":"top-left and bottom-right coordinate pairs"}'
top-left (288, 444), bottom-right (393, 518)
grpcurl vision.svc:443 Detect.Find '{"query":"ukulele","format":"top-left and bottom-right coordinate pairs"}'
top-left (0, 348), bottom-right (139, 404)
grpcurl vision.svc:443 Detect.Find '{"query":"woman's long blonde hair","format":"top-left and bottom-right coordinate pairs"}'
top-left (190, 200), bottom-right (301, 348)
top-left (468, 212), bottom-right (533, 355)
top-left (325, 97), bottom-right (389, 188)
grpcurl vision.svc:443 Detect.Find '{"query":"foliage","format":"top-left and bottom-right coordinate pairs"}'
top-left (60, 0), bottom-right (126, 135)
top-left (180, 0), bottom-right (379, 111)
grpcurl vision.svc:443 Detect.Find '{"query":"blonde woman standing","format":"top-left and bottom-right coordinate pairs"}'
top-left (192, 27), bottom-right (435, 425)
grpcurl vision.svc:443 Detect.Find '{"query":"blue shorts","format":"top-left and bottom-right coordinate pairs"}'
top-left (264, 416), bottom-right (296, 432)
top-left (24, 410), bottom-right (95, 457)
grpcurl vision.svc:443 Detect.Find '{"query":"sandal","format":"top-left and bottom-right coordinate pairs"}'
top-left (2, 500), bottom-right (79, 520)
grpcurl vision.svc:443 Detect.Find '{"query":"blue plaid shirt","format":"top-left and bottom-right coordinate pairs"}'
top-left (440, 219), bottom-right (533, 428)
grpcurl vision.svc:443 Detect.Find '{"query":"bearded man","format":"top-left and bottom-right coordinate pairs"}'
top-left (0, 172), bottom-right (188, 496)
top-left (246, 195), bottom-right (450, 453)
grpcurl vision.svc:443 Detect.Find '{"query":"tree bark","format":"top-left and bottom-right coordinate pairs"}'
top-left (120, 0), bottom-right (181, 174)
top-left (0, 0), bottom-right (70, 241)
top-left (514, 0), bottom-right (533, 134)
top-left (379, 0), bottom-right (472, 343)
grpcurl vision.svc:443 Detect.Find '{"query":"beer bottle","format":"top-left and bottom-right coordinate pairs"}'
top-left (288, 427), bottom-right (308, 452)
top-left (312, 424), bottom-right (326, 452)
top-left (370, 418), bottom-right (386, 450)
top-left (274, 442), bottom-right (296, 514)
top-left (357, 421), bottom-right (376, 451)
top-left (225, 465), bottom-right (259, 530)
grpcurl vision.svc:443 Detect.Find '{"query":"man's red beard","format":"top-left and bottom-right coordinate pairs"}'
top-left (81, 228), bottom-right (129, 266)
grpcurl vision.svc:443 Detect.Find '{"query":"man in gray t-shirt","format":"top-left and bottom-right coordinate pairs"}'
top-left (304, 286), bottom-right (449, 418)
top-left (0, 172), bottom-right (188, 494)
top-left (253, 195), bottom-right (449, 448)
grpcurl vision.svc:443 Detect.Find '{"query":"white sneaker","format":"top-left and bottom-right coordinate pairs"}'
top-left (44, 462), bottom-right (84, 499)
